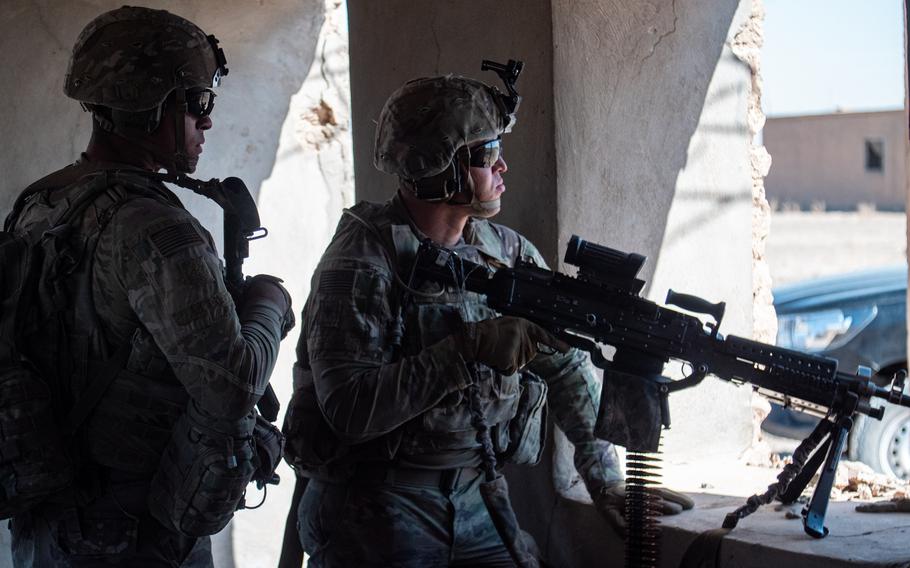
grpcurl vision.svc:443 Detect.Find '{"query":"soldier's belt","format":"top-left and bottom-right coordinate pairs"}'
top-left (352, 465), bottom-right (480, 493)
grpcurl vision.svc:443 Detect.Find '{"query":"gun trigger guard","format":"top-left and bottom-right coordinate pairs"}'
top-left (245, 227), bottom-right (268, 241)
top-left (557, 332), bottom-right (610, 370)
top-left (667, 363), bottom-right (708, 393)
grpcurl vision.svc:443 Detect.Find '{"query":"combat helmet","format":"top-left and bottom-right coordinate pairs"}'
top-left (65, 6), bottom-right (228, 173)
top-left (373, 60), bottom-right (523, 209)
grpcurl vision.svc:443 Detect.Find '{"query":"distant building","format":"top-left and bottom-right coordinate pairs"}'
top-left (763, 109), bottom-right (906, 211)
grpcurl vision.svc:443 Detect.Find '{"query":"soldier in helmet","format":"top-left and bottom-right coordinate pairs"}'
top-left (6, 7), bottom-right (292, 566)
top-left (283, 70), bottom-right (693, 567)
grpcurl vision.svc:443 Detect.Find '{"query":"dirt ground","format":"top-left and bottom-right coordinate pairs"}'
top-left (765, 211), bottom-right (907, 287)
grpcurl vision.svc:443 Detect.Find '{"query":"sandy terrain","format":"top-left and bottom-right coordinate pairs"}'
top-left (766, 211), bottom-right (907, 287)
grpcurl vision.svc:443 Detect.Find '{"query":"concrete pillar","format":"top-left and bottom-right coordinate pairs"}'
top-left (349, 1), bottom-right (758, 564)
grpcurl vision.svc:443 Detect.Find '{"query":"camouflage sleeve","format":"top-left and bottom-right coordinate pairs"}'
top-left (519, 236), bottom-right (624, 494)
top-left (304, 245), bottom-right (473, 445)
top-left (108, 197), bottom-right (284, 420)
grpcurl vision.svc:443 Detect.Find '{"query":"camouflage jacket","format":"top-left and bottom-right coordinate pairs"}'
top-left (301, 193), bottom-right (621, 494)
top-left (11, 159), bottom-right (285, 474)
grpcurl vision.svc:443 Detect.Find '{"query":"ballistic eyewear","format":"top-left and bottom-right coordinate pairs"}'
top-left (186, 88), bottom-right (216, 118)
top-left (468, 138), bottom-right (502, 168)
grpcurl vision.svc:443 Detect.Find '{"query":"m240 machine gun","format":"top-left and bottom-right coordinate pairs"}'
top-left (414, 235), bottom-right (910, 540)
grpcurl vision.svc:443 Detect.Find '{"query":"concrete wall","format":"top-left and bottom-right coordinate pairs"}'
top-left (764, 110), bottom-right (907, 210)
top-left (0, 1), bottom-right (350, 566)
top-left (349, 1), bottom-right (759, 565)
top-left (551, 0), bottom-right (755, 463)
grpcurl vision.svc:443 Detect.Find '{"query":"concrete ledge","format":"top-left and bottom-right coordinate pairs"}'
top-left (511, 457), bottom-right (910, 567)
top-left (662, 494), bottom-right (910, 568)
top-left (536, 491), bottom-right (910, 568)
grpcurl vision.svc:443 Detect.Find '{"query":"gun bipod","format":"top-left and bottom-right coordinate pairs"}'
top-left (723, 399), bottom-right (856, 538)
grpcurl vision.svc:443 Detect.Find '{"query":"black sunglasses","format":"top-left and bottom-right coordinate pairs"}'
top-left (186, 89), bottom-right (216, 117)
top-left (468, 138), bottom-right (502, 168)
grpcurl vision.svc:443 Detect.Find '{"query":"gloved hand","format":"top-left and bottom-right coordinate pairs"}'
top-left (242, 274), bottom-right (295, 338)
top-left (856, 498), bottom-right (910, 513)
top-left (453, 316), bottom-right (570, 375)
top-left (594, 480), bottom-right (695, 533)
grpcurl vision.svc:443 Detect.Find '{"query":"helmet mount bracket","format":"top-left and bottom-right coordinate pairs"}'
top-left (480, 59), bottom-right (523, 115)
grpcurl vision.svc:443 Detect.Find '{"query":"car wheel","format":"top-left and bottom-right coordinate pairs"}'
top-left (855, 402), bottom-right (910, 480)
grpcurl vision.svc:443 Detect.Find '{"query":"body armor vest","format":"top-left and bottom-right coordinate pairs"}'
top-left (285, 198), bottom-right (542, 474)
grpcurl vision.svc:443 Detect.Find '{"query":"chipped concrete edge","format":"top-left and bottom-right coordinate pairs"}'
top-left (730, 0), bottom-right (776, 460)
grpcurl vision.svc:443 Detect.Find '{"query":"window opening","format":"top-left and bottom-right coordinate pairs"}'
top-left (865, 138), bottom-right (884, 172)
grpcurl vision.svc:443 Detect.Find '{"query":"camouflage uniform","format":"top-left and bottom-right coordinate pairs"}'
top-left (8, 160), bottom-right (287, 566)
top-left (295, 194), bottom-right (622, 567)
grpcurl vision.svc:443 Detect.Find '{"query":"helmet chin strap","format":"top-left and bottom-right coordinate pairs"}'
top-left (170, 87), bottom-right (192, 174)
top-left (93, 86), bottom-right (192, 174)
top-left (467, 196), bottom-right (501, 218)
top-left (447, 148), bottom-right (501, 218)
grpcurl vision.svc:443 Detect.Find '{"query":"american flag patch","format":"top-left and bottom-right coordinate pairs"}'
top-left (150, 223), bottom-right (203, 257)
top-left (318, 270), bottom-right (355, 295)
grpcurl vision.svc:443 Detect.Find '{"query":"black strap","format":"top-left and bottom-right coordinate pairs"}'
top-left (277, 475), bottom-right (309, 568)
top-left (66, 340), bottom-right (132, 431)
top-left (678, 528), bottom-right (731, 568)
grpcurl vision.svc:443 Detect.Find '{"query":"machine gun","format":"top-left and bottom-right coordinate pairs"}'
top-left (414, 235), bottom-right (910, 539)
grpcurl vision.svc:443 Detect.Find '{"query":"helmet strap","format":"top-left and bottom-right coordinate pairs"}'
top-left (170, 86), bottom-right (191, 174)
top-left (402, 146), bottom-right (501, 218)
top-left (403, 163), bottom-right (460, 201)
top-left (87, 99), bottom-right (187, 173)
top-left (466, 195), bottom-right (501, 218)
top-left (448, 146), bottom-right (501, 218)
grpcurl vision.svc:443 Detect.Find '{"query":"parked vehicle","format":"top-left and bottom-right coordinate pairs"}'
top-left (762, 265), bottom-right (909, 479)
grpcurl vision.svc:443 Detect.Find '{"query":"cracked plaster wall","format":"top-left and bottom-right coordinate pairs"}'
top-left (550, 0), bottom-right (756, 474)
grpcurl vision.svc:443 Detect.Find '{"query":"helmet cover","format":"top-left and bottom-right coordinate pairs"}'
top-left (64, 5), bottom-right (226, 112)
top-left (373, 75), bottom-right (514, 181)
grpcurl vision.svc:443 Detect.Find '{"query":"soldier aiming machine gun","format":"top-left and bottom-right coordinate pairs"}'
top-left (415, 235), bottom-right (910, 539)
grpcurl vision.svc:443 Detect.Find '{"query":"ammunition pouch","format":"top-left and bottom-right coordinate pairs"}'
top-left (283, 362), bottom-right (348, 471)
top-left (148, 401), bottom-right (256, 537)
top-left (252, 413), bottom-right (284, 487)
top-left (496, 372), bottom-right (548, 466)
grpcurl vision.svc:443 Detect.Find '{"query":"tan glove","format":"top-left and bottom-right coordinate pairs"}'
top-left (453, 316), bottom-right (569, 375)
top-left (594, 480), bottom-right (695, 533)
top-left (856, 498), bottom-right (910, 513)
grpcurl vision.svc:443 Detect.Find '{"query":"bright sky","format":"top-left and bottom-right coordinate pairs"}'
top-left (762, 0), bottom-right (905, 117)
